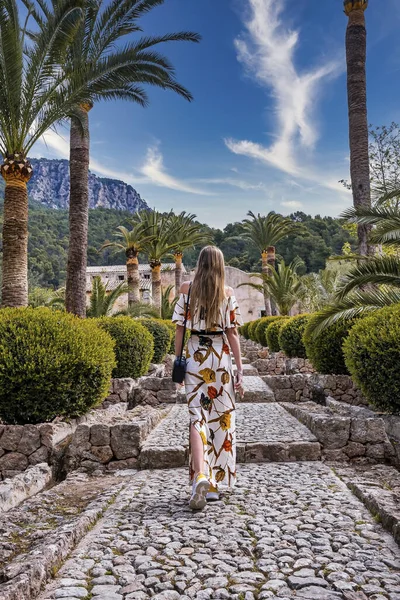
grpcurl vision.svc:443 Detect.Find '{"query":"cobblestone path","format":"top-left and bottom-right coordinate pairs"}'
top-left (39, 463), bottom-right (400, 600)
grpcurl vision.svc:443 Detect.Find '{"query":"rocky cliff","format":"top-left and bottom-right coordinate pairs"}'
top-left (27, 158), bottom-right (148, 212)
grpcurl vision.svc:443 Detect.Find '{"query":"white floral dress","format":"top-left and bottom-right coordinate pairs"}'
top-left (172, 292), bottom-right (243, 489)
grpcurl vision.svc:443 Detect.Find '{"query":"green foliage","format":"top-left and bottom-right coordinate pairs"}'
top-left (279, 315), bottom-right (310, 358)
top-left (239, 322), bottom-right (251, 339)
top-left (161, 285), bottom-right (178, 320)
top-left (0, 308), bottom-right (115, 424)
top-left (116, 302), bottom-right (160, 319)
top-left (247, 319), bottom-right (262, 342)
top-left (303, 317), bottom-right (357, 374)
top-left (157, 319), bottom-right (177, 354)
top-left (255, 316), bottom-right (286, 346)
top-left (87, 276), bottom-right (127, 317)
top-left (139, 318), bottom-right (172, 364)
top-left (96, 316), bottom-right (153, 379)
top-left (266, 318), bottom-right (289, 352)
top-left (343, 305), bottom-right (400, 412)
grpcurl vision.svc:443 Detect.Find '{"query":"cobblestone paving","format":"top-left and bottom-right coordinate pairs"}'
top-left (141, 403), bottom-right (316, 453)
top-left (39, 463), bottom-right (400, 600)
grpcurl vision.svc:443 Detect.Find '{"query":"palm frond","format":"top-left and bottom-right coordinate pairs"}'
top-left (335, 256), bottom-right (400, 299)
top-left (87, 276), bottom-right (127, 317)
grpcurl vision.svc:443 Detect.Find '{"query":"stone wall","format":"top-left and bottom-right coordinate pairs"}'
top-left (284, 399), bottom-right (397, 465)
top-left (263, 373), bottom-right (367, 406)
top-left (241, 338), bottom-right (316, 375)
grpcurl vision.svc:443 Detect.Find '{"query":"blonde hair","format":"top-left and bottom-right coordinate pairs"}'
top-left (190, 246), bottom-right (226, 330)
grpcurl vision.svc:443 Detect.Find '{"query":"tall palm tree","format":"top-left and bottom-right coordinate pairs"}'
top-left (101, 223), bottom-right (154, 308)
top-left (241, 211), bottom-right (303, 315)
top-left (132, 210), bottom-right (182, 315)
top-left (0, 0), bottom-right (89, 307)
top-left (61, 0), bottom-right (201, 317)
top-left (344, 0), bottom-right (372, 256)
top-left (169, 212), bottom-right (212, 293)
top-left (87, 275), bottom-right (127, 317)
top-left (238, 258), bottom-right (304, 316)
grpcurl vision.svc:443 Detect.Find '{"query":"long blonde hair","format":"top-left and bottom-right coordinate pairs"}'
top-left (190, 246), bottom-right (226, 329)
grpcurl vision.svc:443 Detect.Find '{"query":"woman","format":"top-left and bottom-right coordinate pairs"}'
top-left (172, 246), bottom-right (244, 510)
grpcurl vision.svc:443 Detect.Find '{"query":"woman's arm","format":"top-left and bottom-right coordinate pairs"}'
top-left (175, 325), bottom-right (185, 356)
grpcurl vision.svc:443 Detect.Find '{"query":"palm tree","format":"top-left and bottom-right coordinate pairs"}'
top-left (87, 275), bottom-right (127, 317)
top-left (169, 212), bottom-right (212, 293)
top-left (297, 269), bottom-right (342, 313)
top-left (0, 0), bottom-right (90, 307)
top-left (161, 284), bottom-right (177, 319)
top-left (101, 223), bottom-right (154, 308)
top-left (241, 211), bottom-right (303, 315)
top-left (344, 0), bottom-right (372, 256)
top-left (238, 258), bottom-right (304, 316)
top-left (132, 210), bottom-right (182, 315)
top-left (60, 0), bottom-right (201, 317)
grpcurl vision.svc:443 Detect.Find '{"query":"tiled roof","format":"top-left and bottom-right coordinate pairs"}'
top-left (86, 278), bottom-right (152, 292)
top-left (87, 263), bottom-right (186, 273)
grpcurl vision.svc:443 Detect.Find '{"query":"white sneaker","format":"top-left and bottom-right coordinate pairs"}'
top-left (189, 474), bottom-right (210, 510)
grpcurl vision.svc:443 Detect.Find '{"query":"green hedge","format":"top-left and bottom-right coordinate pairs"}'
top-left (157, 319), bottom-right (176, 354)
top-left (266, 317), bottom-right (289, 352)
top-left (254, 316), bottom-right (284, 346)
top-left (304, 316), bottom-right (356, 374)
top-left (279, 315), bottom-right (310, 358)
top-left (97, 316), bottom-right (153, 378)
top-left (343, 306), bottom-right (400, 412)
top-left (248, 318), bottom-right (261, 342)
top-left (0, 308), bottom-right (116, 424)
top-left (139, 318), bottom-right (172, 364)
top-left (239, 322), bottom-right (251, 339)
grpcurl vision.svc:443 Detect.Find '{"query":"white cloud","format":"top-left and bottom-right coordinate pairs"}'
top-left (281, 200), bottom-right (303, 208)
top-left (228, 0), bottom-right (345, 193)
top-left (140, 145), bottom-right (213, 195)
top-left (191, 177), bottom-right (267, 191)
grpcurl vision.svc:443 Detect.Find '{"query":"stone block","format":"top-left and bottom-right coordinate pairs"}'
top-left (90, 424), bottom-right (110, 446)
top-left (130, 387), bottom-right (158, 408)
top-left (275, 389), bottom-right (296, 403)
top-left (89, 445), bottom-right (114, 463)
top-left (73, 424), bottom-right (90, 446)
top-left (17, 425), bottom-right (41, 455)
top-left (245, 442), bottom-right (288, 463)
top-left (312, 416), bottom-right (350, 449)
top-left (140, 445), bottom-right (186, 469)
top-left (323, 449), bottom-right (349, 462)
top-left (1, 426), bottom-right (24, 451)
top-left (107, 458), bottom-right (138, 471)
top-left (287, 442), bottom-right (321, 462)
top-left (28, 445), bottom-right (49, 465)
top-left (0, 451), bottom-right (28, 472)
top-left (157, 390), bottom-right (176, 404)
top-left (111, 424), bottom-right (139, 460)
top-left (38, 423), bottom-right (56, 448)
top-left (291, 375), bottom-right (308, 391)
top-left (351, 418), bottom-right (388, 444)
top-left (140, 377), bottom-right (163, 392)
top-left (112, 378), bottom-right (136, 401)
top-left (104, 394), bottom-right (121, 405)
top-left (365, 443), bottom-right (386, 459)
top-left (236, 443), bottom-right (246, 463)
top-left (343, 441), bottom-right (366, 458)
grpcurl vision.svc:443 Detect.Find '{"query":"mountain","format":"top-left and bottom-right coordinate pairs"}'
top-left (26, 158), bottom-right (148, 213)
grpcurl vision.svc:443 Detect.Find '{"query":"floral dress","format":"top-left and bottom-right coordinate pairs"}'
top-left (172, 292), bottom-right (243, 489)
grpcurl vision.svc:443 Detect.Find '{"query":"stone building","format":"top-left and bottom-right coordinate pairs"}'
top-left (86, 264), bottom-right (264, 321)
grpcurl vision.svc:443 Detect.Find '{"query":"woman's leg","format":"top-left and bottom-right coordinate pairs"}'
top-left (190, 425), bottom-right (205, 476)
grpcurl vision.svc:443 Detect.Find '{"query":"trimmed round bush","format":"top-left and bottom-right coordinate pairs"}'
top-left (0, 308), bottom-right (116, 424)
top-left (97, 316), bottom-right (153, 379)
top-left (303, 316), bottom-right (356, 375)
top-left (248, 319), bottom-right (261, 342)
top-left (279, 315), bottom-right (310, 358)
top-left (239, 322), bottom-right (251, 339)
top-left (255, 316), bottom-right (284, 346)
top-left (139, 318), bottom-right (172, 364)
top-left (266, 317), bottom-right (289, 352)
top-left (343, 305), bottom-right (400, 412)
top-left (157, 319), bottom-right (176, 354)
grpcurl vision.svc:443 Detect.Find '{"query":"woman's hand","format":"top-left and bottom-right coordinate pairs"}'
top-left (234, 370), bottom-right (244, 398)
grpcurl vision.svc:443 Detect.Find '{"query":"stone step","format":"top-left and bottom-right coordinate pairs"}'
top-left (138, 403), bottom-right (321, 469)
top-left (241, 375), bottom-right (275, 403)
top-left (234, 363), bottom-right (259, 376)
top-left (0, 472), bottom-right (127, 600)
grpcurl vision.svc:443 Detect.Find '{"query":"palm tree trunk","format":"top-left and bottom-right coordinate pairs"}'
top-left (174, 252), bottom-right (183, 294)
top-left (267, 245), bottom-right (279, 315)
top-left (261, 251), bottom-right (272, 316)
top-left (345, 4), bottom-right (372, 256)
top-left (66, 104), bottom-right (91, 317)
top-left (127, 250), bottom-right (140, 307)
top-left (151, 261), bottom-right (162, 315)
top-left (0, 156), bottom-right (32, 307)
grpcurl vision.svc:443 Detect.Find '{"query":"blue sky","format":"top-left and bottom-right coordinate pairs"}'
top-left (34, 0), bottom-right (400, 229)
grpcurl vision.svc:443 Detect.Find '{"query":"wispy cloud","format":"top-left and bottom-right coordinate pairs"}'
top-left (190, 177), bottom-right (267, 191)
top-left (227, 0), bottom-right (345, 192)
top-left (140, 144), bottom-right (213, 195)
top-left (281, 200), bottom-right (303, 209)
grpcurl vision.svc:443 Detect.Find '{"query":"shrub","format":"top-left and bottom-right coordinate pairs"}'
top-left (343, 305), bottom-right (400, 412)
top-left (0, 308), bottom-right (116, 424)
top-left (157, 319), bottom-right (176, 354)
top-left (248, 319), bottom-right (261, 342)
top-left (97, 316), bottom-right (153, 379)
top-left (139, 318), bottom-right (172, 364)
top-left (303, 316), bottom-right (357, 375)
top-left (266, 317), bottom-right (289, 352)
top-left (239, 322), bottom-right (251, 339)
top-left (279, 315), bottom-right (310, 358)
top-left (255, 316), bottom-right (284, 346)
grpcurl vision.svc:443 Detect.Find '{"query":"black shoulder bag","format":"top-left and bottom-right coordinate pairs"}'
top-left (172, 284), bottom-right (191, 384)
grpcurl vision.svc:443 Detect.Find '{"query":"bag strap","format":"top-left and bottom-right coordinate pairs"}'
top-left (178, 283), bottom-right (191, 359)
